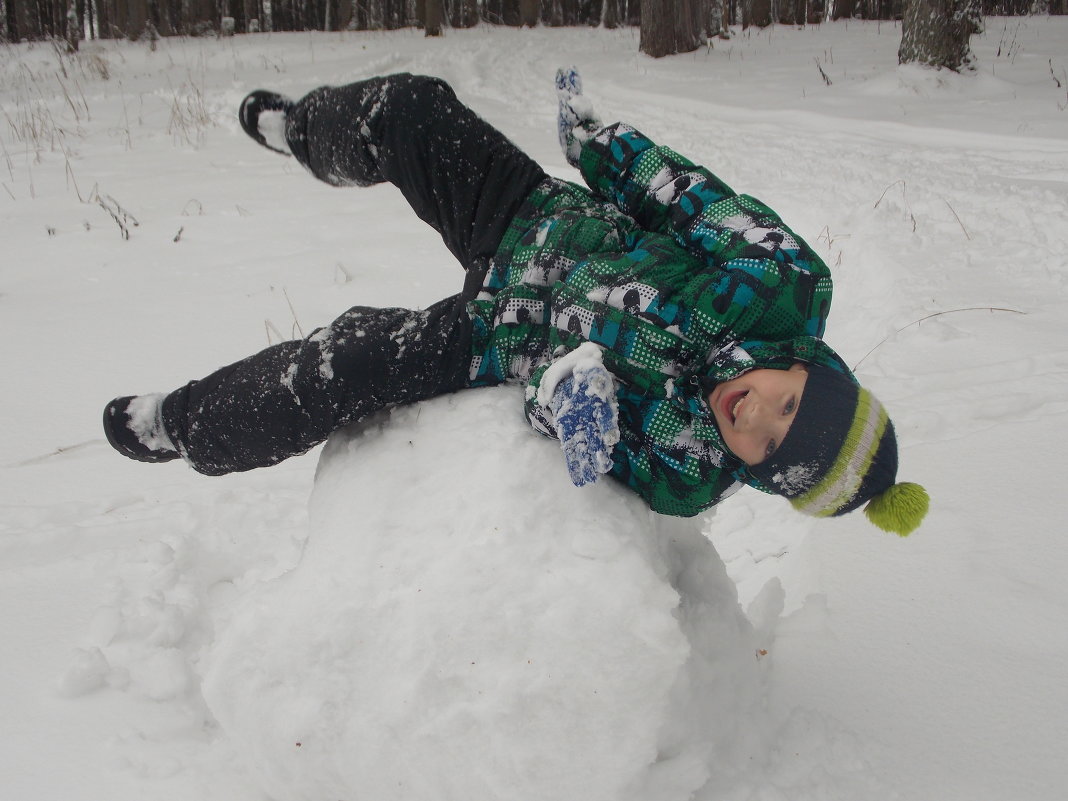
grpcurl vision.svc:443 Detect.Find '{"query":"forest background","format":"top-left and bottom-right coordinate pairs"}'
top-left (4, 0), bottom-right (1065, 64)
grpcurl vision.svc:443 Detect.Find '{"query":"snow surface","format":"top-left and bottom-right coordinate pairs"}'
top-left (203, 393), bottom-right (770, 801)
top-left (2, 19), bottom-right (1067, 801)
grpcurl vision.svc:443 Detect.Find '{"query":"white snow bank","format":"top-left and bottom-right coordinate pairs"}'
top-left (200, 389), bottom-right (771, 801)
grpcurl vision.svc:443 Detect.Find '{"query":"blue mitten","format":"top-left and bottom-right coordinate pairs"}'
top-left (550, 362), bottom-right (620, 487)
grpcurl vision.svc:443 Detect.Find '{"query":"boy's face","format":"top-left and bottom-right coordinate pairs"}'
top-left (707, 364), bottom-right (808, 466)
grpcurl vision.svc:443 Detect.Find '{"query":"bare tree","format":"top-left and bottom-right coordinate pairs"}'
top-left (65, 0), bottom-right (79, 48)
top-left (439, 0), bottom-right (473, 26)
top-left (640, 0), bottom-right (705, 57)
top-left (742, 0), bottom-right (771, 26)
top-left (3, 0), bottom-right (18, 39)
top-left (899, 0), bottom-right (980, 71)
top-left (419, 0), bottom-right (442, 33)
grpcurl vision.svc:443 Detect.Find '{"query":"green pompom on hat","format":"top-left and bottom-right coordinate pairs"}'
top-left (864, 482), bottom-right (930, 536)
top-left (748, 366), bottom-right (929, 536)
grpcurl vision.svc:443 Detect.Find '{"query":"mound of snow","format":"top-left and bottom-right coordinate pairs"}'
top-left (201, 388), bottom-right (771, 801)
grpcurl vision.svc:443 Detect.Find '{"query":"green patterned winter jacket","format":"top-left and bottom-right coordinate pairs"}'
top-left (467, 123), bottom-right (852, 517)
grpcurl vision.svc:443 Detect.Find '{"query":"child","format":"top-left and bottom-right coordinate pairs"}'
top-left (103, 71), bottom-right (928, 535)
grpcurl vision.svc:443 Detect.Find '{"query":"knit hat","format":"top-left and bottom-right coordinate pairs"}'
top-left (747, 366), bottom-right (929, 536)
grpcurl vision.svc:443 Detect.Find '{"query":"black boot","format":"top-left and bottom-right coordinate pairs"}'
top-left (239, 90), bottom-right (295, 155)
top-left (103, 395), bottom-right (180, 463)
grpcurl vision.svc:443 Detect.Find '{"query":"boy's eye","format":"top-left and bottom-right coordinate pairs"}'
top-left (765, 440), bottom-right (777, 458)
top-left (784, 398), bottom-right (796, 415)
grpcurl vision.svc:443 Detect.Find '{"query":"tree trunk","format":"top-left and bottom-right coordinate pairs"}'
top-left (97, 0), bottom-right (110, 36)
top-left (66, 0), bottom-right (79, 48)
top-left (446, 0), bottom-right (477, 26)
top-left (742, 0), bottom-right (771, 26)
top-left (75, 0), bottom-right (87, 38)
top-left (518, 0), bottom-right (537, 23)
top-left (499, 0), bottom-right (520, 24)
top-left (678, 0), bottom-right (703, 45)
top-left (113, 0), bottom-right (129, 36)
top-left (708, 0), bottom-right (728, 34)
top-left (641, 0), bottom-right (672, 55)
top-left (127, 0), bottom-right (147, 37)
top-left (641, 0), bottom-right (706, 57)
top-left (831, 0), bottom-right (852, 18)
top-left (15, 0), bottom-right (41, 39)
top-left (898, 0), bottom-right (980, 70)
top-left (422, 0), bottom-right (441, 33)
top-left (5, 0), bottom-right (19, 40)
top-left (603, 0), bottom-right (618, 25)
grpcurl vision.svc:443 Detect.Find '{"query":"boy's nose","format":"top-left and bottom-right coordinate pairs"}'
top-left (743, 396), bottom-right (763, 424)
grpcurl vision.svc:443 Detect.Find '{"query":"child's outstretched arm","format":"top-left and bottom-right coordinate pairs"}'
top-left (554, 70), bottom-right (826, 283)
top-left (570, 120), bottom-right (833, 341)
top-left (578, 122), bottom-right (738, 237)
top-left (554, 69), bottom-right (735, 239)
top-left (577, 123), bottom-right (828, 278)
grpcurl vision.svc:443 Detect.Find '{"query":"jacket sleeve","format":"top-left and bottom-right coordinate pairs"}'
top-left (577, 123), bottom-right (832, 342)
top-left (578, 123), bottom-right (830, 281)
top-left (579, 122), bottom-right (735, 234)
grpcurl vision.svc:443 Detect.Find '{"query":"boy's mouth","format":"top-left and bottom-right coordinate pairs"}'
top-left (721, 390), bottom-right (748, 426)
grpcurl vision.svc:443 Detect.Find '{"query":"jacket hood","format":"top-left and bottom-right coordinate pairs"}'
top-left (700, 334), bottom-right (855, 386)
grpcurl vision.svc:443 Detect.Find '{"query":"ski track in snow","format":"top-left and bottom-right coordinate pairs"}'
top-left (2, 19), bottom-right (1067, 801)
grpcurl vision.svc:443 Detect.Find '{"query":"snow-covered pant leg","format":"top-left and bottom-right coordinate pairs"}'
top-left (285, 73), bottom-right (547, 269)
top-left (160, 295), bottom-right (472, 476)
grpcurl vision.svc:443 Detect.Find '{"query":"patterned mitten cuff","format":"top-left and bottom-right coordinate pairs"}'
top-left (556, 67), bottom-right (601, 168)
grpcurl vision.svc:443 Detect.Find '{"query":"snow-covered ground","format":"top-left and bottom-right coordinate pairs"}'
top-left (2, 18), bottom-right (1067, 800)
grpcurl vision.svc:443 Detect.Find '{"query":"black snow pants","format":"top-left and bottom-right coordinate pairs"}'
top-left (161, 74), bottom-right (547, 475)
